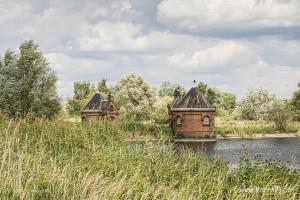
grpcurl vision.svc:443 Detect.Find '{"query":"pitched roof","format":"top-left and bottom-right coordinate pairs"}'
top-left (171, 87), bottom-right (215, 111)
top-left (82, 93), bottom-right (108, 111)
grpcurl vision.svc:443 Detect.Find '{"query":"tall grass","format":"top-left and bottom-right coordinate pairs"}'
top-left (215, 117), bottom-right (300, 137)
top-left (118, 120), bottom-right (173, 139)
top-left (0, 118), bottom-right (299, 199)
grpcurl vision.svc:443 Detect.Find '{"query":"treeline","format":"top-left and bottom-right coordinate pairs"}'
top-left (65, 75), bottom-right (237, 122)
top-left (66, 72), bottom-right (300, 130)
top-left (1, 41), bottom-right (300, 130)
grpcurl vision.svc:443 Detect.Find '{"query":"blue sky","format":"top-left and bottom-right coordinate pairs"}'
top-left (0, 0), bottom-right (300, 99)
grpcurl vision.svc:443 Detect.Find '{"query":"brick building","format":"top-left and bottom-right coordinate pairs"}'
top-left (169, 87), bottom-right (216, 138)
top-left (81, 92), bottom-right (118, 122)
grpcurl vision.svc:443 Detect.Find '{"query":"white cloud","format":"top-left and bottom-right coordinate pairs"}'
top-left (45, 52), bottom-right (116, 96)
top-left (46, 53), bottom-right (114, 77)
top-left (227, 61), bottom-right (300, 98)
top-left (157, 0), bottom-right (300, 31)
top-left (78, 22), bottom-right (143, 51)
top-left (168, 41), bottom-right (257, 71)
top-left (248, 37), bottom-right (300, 67)
top-left (78, 22), bottom-right (208, 52)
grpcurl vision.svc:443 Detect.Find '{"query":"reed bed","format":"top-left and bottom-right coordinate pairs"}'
top-left (0, 118), bottom-right (299, 199)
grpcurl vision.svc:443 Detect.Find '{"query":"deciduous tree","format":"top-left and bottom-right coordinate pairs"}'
top-left (114, 73), bottom-right (155, 120)
top-left (291, 82), bottom-right (300, 121)
top-left (152, 96), bottom-right (173, 123)
top-left (98, 79), bottom-right (109, 96)
top-left (158, 81), bottom-right (186, 97)
top-left (0, 40), bottom-right (60, 119)
top-left (67, 81), bottom-right (96, 115)
top-left (268, 100), bottom-right (292, 131)
top-left (239, 89), bottom-right (276, 120)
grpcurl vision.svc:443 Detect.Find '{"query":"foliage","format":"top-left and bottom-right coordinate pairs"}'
top-left (291, 82), bottom-right (300, 121)
top-left (98, 79), bottom-right (109, 97)
top-left (0, 40), bottom-right (60, 119)
top-left (239, 88), bottom-right (276, 120)
top-left (151, 96), bottom-right (173, 123)
top-left (218, 92), bottom-right (236, 111)
top-left (114, 73), bottom-right (155, 120)
top-left (0, 119), bottom-right (299, 199)
top-left (197, 82), bottom-right (236, 115)
top-left (67, 81), bottom-right (96, 115)
top-left (216, 92), bottom-right (237, 117)
top-left (158, 81), bottom-right (186, 97)
top-left (268, 100), bottom-right (293, 131)
top-left (197, 82), bottom-right (219, 105)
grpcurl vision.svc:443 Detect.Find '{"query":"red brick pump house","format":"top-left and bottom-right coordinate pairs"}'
top-left (81, 92), bottom-right (118, 122)
top-left (169, 87), bottom-right (216, 138)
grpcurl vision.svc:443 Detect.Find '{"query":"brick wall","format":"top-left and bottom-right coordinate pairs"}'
top-left (81, 111), bottom-right (118, 122)
top-left (171, 111), bottom-right (215, 138)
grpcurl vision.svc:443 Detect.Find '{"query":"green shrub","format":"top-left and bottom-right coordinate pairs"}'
top-left (268, 100), bottom-right (292, 131)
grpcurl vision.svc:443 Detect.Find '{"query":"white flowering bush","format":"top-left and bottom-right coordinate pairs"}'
top-left (239, 89), bottom-right (276, 120)
top-left (114, 73), bottom-right (155, 120)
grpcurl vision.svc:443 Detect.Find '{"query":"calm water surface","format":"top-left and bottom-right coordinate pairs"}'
top-left (176, 138), bottom-right (300, 169)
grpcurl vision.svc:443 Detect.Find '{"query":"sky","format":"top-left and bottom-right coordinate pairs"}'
top-left (0, 0), bottom-right (300, 99)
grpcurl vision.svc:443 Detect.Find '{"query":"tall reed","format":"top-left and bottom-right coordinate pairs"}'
top-left (0, 118), bottom-right (299, 199)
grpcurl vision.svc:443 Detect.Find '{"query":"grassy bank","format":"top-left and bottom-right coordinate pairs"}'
top-left (215, 118), bottom-right (300, 137)
top-left (0, 118), bottom-right (299, 199)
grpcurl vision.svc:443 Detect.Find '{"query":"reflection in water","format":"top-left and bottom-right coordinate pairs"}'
top-left (175, 138), bottom-right (300, 169)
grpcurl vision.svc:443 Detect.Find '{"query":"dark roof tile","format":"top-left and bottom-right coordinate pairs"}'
top-left (171, 87), bottom-right (214, 109)
top-left (82, 93), bottom-right (109, 111)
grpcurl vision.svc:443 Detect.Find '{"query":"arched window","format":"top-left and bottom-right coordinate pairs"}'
top-left (203, 116), bottom-right (210, 127)
top-left (176, 116), bottom-right (183, 126)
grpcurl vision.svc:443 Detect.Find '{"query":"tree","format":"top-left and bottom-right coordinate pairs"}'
top-left (196, 82), bottom-right (236, 114)
top-left (67, 81), bottom-right (96, 116)
top-left (0, 40), bottom-right (60, 119)
top-left (291, 82), bottom-right (300, 121)
top-left (0, 50), bottom-right (19, 117)
top-left (98, 79), bottom-right (109, 96)
top-left (219, 93), bottom-right (236, 111)
top-left (114, 73), bottom-right (155, 120)
top-left (197, 82), bottom-right (220, 105)
top-left (239, 89), bottom-right (276, 120)
top-left (158, 81), bottom-right (186, 97)
top-left (152, 96), bottom-right (173, 123)
top-left (268, 100), bottom-right (292, 131)
top-left (216, 92), bottom-right (236, 117)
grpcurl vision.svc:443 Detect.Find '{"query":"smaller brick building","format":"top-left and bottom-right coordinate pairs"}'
top-left (169, 87), bottom-right (215, 138)
top-left (81, 92), bottom-right (118, 122)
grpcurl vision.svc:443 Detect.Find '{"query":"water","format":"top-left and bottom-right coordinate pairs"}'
top-left (176, 138), bottom-right (300, 169)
